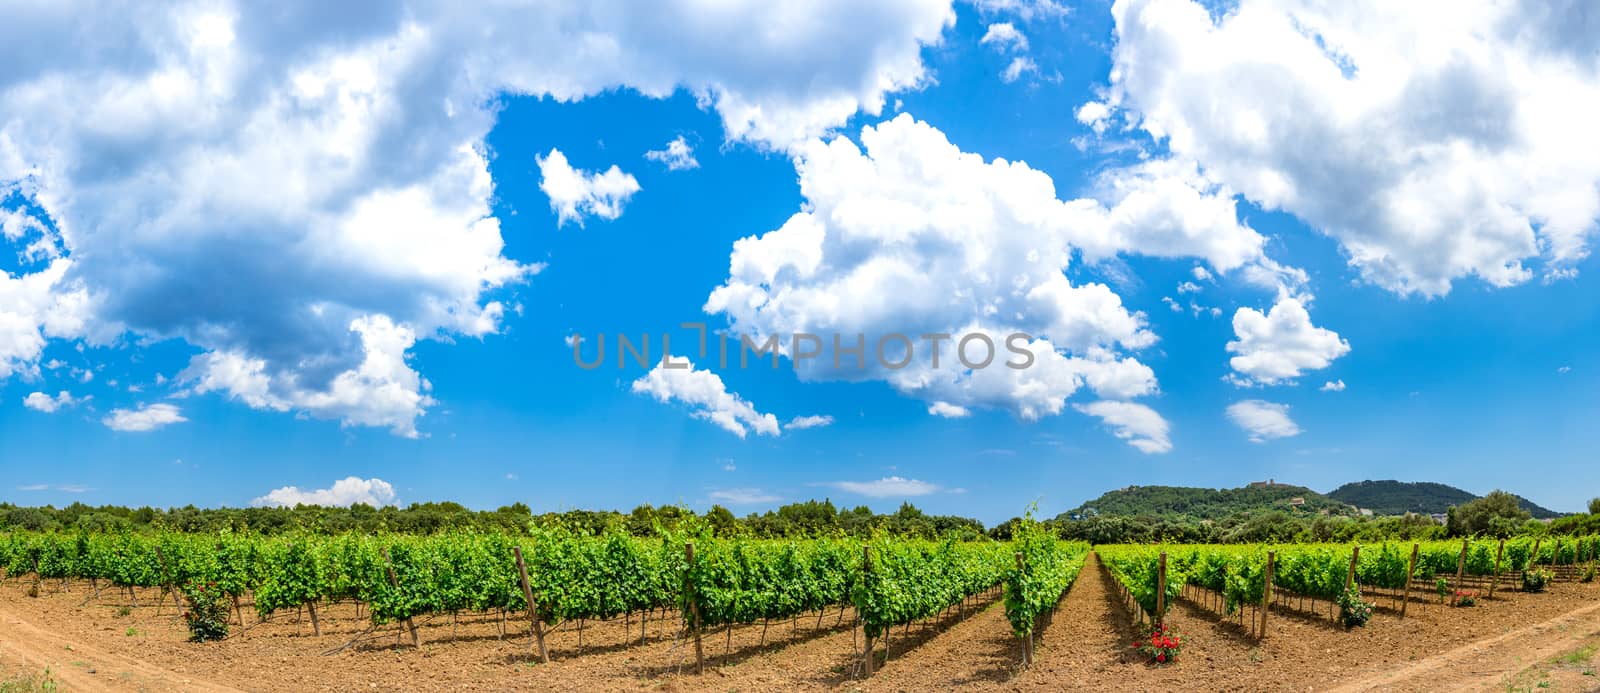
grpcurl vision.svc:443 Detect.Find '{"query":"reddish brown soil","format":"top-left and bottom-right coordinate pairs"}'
top-left (1, 556), bottom-right (1598, 692)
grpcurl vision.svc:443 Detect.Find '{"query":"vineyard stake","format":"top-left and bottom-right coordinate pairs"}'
top-left (1259, 551), bottom-right (1275, 641)
top-left (1015, 552), bottom-right (1030, 669)
top-left (1156, 552), bottom-right (1167, 630)
top-left (1401, 544), bottom-right (1418, 619)
top-left (308, 600), bottom-right (321, 636)
top-left (862, 546), bottom-right (874, 677)
top-left (383, 548), bottom-right (420, 648)
top-left (1489, 539), bottom-right (1505, 599)
top-left (512, 546), bottom-right (547, 663)
top-left (686, 542), bottom-right (704, 675)
top-left (1345, 545), bottom-right (1360, 593)
top-left (1452, 539), bottom-right (1468, 606)
top-left (1530, 538), bottom-right (1542, 588)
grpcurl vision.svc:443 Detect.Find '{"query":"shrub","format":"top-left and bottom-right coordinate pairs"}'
top-left (1134, 623), bottom-right (1183, 664)
top-left (1434, 577), bottom-right (1450, 603)
top-left (1581, 565), bottom-right (1595, 583)
top-left (1453, 590), bottom-right (1478, 607)
top-left (1523, 568), bottom-right (1552, 593)
top-left (181, 581), bottom-right (230, 642)
top-left (1337, 587), bottom-right (1373, 628)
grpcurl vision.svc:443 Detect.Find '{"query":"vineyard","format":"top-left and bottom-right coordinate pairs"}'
top-left (1, 527), bottom-right (1597, 690)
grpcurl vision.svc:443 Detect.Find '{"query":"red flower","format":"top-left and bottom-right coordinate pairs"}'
top-left (1156, 654), bottom-right (1167, 663)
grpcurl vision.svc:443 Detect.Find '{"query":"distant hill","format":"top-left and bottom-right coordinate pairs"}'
top-left (1327, 480), bottom-right (1560, 519)
top-left (1060, 482), bottom-right (1352, 522)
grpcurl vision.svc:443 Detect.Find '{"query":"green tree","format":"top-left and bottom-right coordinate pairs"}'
top-left (1588, 497), bottom-right (1600, 516)
top-left (1446, 490), bottom-right (1531, 537)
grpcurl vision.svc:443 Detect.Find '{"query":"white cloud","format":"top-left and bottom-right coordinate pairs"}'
top-left (16, 484), bottom-right (50, 492)
top-left (705, 115), bottom-right (1240, 443)
top-left (251, 476), bottom-right (398, 507)
top-left (0, 259), bottom-right (91, 381)
top-left (969, 0), bottom-right (1070, 21)
top-left (0, 0), bottom-right (955, 432)
top-left (102, 403), bottom-right (187, 432)
top-left (981, 23), bottom-right (1029, 52)
top-left (179, 315), bottom-right (434, 438)
top-left (22, 390), bottom-right (86, 413)
top-left (825, 476), bottom-right (943, 498)
top-left (1226, 400), bottom-right (1302, 442)
top-left (1227, 296), bottom-right (1350, 386)
top-left (928, 401), bottom-right (971, 418)
top-left (1557, 366), bottom-right (1572, 375)
top-left (1101, 0), bottom-right (1600, 296)
top-left (1192, 266), bottom-right (1213, 282)
top-left (644, 135), bottom-right (699, 171)
top-left (708, 488), bottom-right (781, 505)
top-left (631, 355), bottom-right (780, 438)
top-left (536, 149), bottom-right (641, 226)
top-left (1001, 57), bottom-right (1038, 83)
top-left (786, 414), bottom-right (834, 430)
top-left (1320, 379), bottom-right (1346, 392)
top-left (1074, 400), bottom-right (1172, 454)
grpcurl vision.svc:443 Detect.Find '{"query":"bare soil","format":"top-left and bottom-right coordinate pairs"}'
top-left (2, 556), bottom-right (1598, 692)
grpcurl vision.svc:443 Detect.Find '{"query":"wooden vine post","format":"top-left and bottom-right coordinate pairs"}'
top-left (1015, 552), bottom-right (1031, 668)
top-left (512, 546), bottom-right (548, 663)
top-left (686, 542), bottom-right (704, 675)
top-left (861, 546), bottom-right (875, 677)
top-left (382, 548), bottom-right (419, 647)
top-left (1489, 539), bottom-right (1506, 599)
top-left (1345, 545), bottom-right (1360, 593)
top-left (1258, 551), bottom-right (1275, 640)
top-left (1400, 544), bottom-right (1418, 619)
top-left (1155, 552), bottom-right (1168, 630)
top-left (1451, 539), bottom-right (1468, 606)
top-left (1531, 538), bottom-right (1542, 586)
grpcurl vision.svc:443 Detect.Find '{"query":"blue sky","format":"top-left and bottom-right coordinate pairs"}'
top-left (3, 0), bottom-right (1599, 525)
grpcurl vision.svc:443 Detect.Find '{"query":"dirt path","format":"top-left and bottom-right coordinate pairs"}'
top-left (1330, 600), bottom-right (1600, 693)
top-left (0, 598), bottom-right (240, 691)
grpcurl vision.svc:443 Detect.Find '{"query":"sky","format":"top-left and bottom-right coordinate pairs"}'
top-left (2, 0), bottom-right (1599, 526)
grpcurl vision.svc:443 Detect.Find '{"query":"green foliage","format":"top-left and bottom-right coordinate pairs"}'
top-left (1003, 516), bottom-right (1088, 638)
top-left (1446, 491), bottom-right (1532, 537)
top-left (181, 581), bottom-right (230, 642)
top-left (1099, 546), bottom-right (1184, 619)
top-left (1336, 587), bottom-right (1372, 628)
top-left (1523, 568), bottom-right (1551, 593)
top-left (853, 538), bottom-right (1008, 639)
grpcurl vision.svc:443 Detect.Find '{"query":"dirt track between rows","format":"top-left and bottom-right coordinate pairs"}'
top-left (2, 558), bottom-right (1598, 691)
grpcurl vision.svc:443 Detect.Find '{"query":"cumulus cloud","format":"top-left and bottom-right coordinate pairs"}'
top-left (1074, 400), bottom-right (1172, 454)
top-left (22, 390), bottom-right (86, 413)
top-left (706, 114), bottom-right (1279, 449)
top-left (0, 0), bottom-right (955, 433)
top-left (1225, 400), bottom-right (1302, 442)
top-left (708, 488), bottom-right (781, 505)
top-left (928, 401), bottom-right (972, 418)
top-left (178, 315), bottom-right (434, 438)
top-left (102, 403), bottom-right (187, 432)
top-left (1320, 380), bottom-right (1346, 392)
top-left (631, 355), bottom-right (780, 438)
top-left (824, 476), bottom-right (943, 497)
top-left (1100, 0), bottom-right (1600, 296)
top-left (536, 149), bottom-right (641, 226)
top-left (786, 414), bottom-right (834, 430)
top-left (252, 476), bottom-right (398, 507)
top-left (644, 135), bottom-right (699, 171)
top-left (1227, 296), bottom-right (1350, 386)
top-left (1001, 57), bottom-right (1039, 83)
top-left (980, 23), bottom-right (1029, 52)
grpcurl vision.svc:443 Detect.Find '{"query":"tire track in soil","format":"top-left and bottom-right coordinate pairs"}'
top-left (1328, 600), bottom-right (1600, 693)
top-left (0, 598), bottom-right (241, 692)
